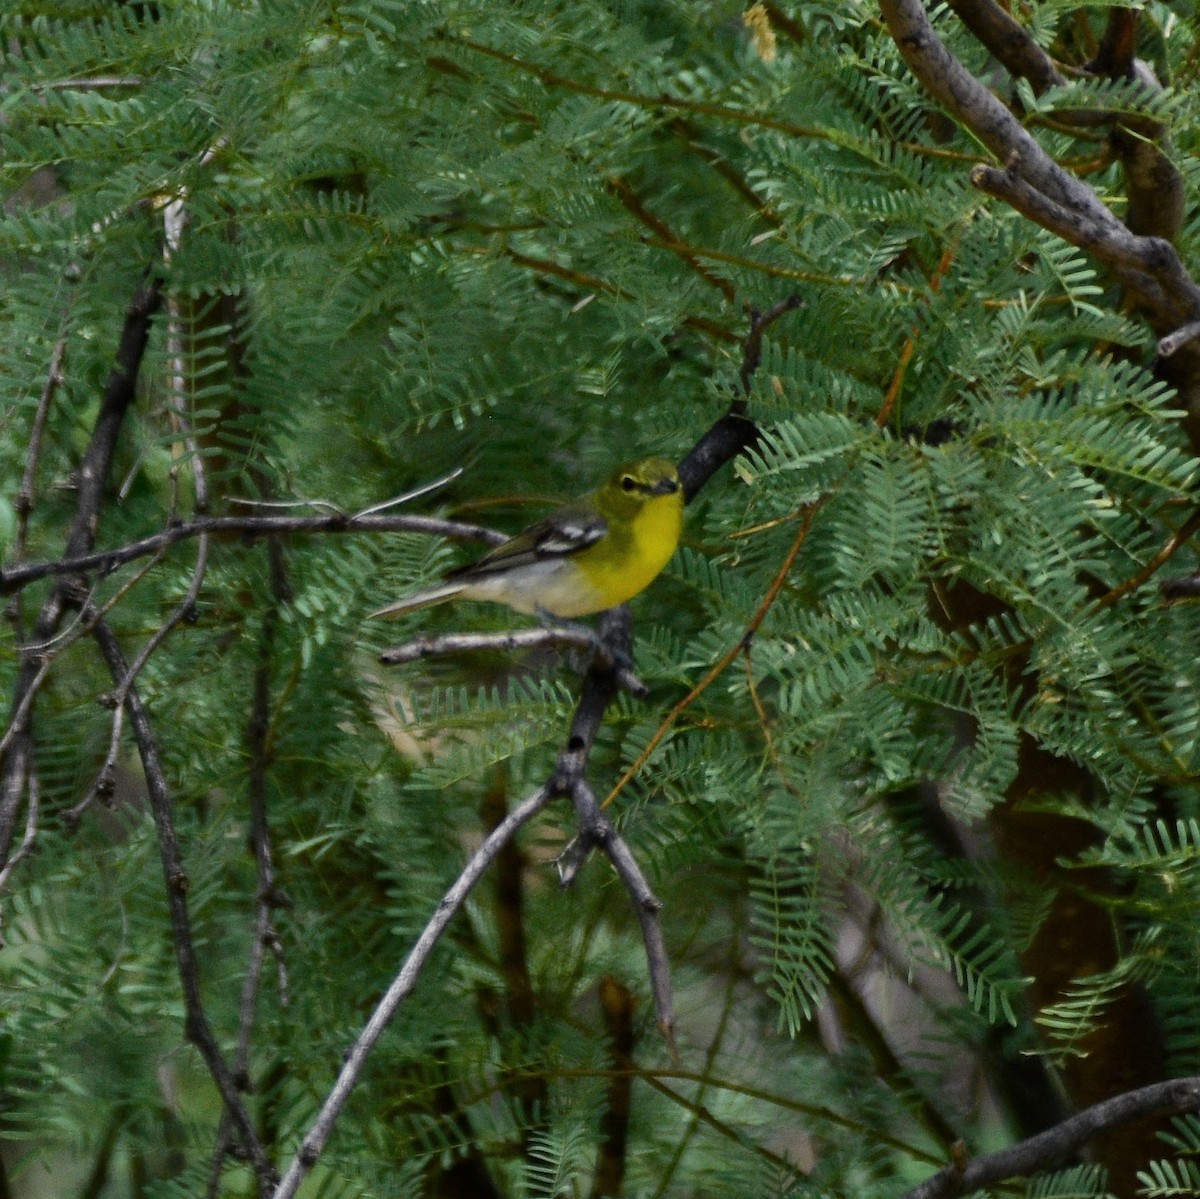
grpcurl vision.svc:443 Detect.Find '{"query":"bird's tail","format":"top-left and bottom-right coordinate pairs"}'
top-left (367, 581), bottom-right (466, 619)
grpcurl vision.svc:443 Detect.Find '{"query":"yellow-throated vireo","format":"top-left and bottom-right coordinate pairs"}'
top-left (369, 456), bottom-right (683, 620)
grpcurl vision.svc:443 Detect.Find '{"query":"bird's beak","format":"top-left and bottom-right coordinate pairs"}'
top-left (652, 477), bottom-right (681, 495)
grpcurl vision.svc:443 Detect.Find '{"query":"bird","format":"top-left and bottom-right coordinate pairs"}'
top-left (368, 456), bottom-right (684, 621)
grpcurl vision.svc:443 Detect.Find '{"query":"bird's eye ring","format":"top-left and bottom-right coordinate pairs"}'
top-left (621, 475), bottom-right (636, 491)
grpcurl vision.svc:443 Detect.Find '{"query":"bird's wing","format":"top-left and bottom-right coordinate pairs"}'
top-left (447, 505), bottom-right (607, 579)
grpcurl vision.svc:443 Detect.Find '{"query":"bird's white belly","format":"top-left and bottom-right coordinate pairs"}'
top-left (463, 559), bottom-right (605, 618)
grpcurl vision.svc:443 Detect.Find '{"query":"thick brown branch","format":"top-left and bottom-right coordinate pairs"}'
top-left (1091, 11), bottom-right (1185, 244)
top-left (945, 0), bottom-right (1064, 94)
top-left (880, 0), bottom-right (1200, 338)
top-left (878, 0), bottom-right (1115, 223)
top-left (970, 160), bottom-right (1200, 324)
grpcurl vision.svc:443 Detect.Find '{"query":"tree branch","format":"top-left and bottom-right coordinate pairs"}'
top-left (878, 0), bottom-right (1115, 222)
top-left (944, 0), bottom-right (1064, 95)
top-left (0, 510), bottom-right (505, 596)
top-left (379, 624), bottom-right (649, 696)
top-left (272, 299), bottom-right (802, 1194)
top-left (269, 779), bottom-right (558, 1199)
top-left (900, 1076), bottom-right (1200, 1199)
top-left (878, 0), bottom-right (1200, 440)
top-left (11, 334), bottom-right (68, 584)
top-left (968, 159), bottom-right (1188, 316)
top-left (1088, 9), bottom-right (1185, 244)
top-left (90, 616), bottom-right (277, 1194)
top-left (207, 542), bottom-right (291, 1199)
top-left (0, 273), bottom-right (163, 867)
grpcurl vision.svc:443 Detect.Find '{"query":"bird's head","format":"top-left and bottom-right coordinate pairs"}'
top-left (599, 456), bottom-right (683, 519)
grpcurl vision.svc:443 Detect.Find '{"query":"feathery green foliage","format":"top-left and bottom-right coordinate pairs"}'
top-left (3, 0), bottom-right (1200, 1196)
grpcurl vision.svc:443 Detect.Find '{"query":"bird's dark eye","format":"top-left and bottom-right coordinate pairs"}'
top-left (621, 475), bottom-right (636, 492)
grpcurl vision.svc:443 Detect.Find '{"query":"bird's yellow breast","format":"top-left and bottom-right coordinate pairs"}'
top-left (574, 491), bottom-right (683, 612)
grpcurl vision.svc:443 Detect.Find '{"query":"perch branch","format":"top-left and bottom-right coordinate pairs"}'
top-left (281, 299), bottom-right (803, 1193)
top-left (379, 625), bottom-right (648, 697)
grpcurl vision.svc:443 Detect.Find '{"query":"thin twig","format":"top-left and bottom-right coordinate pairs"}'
top-left (36, 76), bottom-right (142, 90)
top-left (638, 1069), bottom-right (804, 1177)
top-left (877, 237), bottom-right (960, 429)
top-left (0, 273), bottom-right (163, 867)
top-left (564, 776), bottom-right (677, 1051)
top-left (0, 659), bottom-right (51, 766)
top-left (1159, 320), bottom-right (1200, 358)
top-left (675, 295), bottom-right (802, 503)
top-left (1, 511), bottom-right (506, 595)
top-left (76, 535), bottom-right (210, 818)
top-left (453, 34), bottom-right (830, 143)
top-left (0, 774), bottom-right (39, 899)
top-left (737, 294), bottom-right (806, 403)
top-left (352, 467), bottom-right (465, 517)
top-left (91, 616), bottom-right (277, 1193)
top-left (380, 624), bottom-right (595, 663)
top-left (208, 542), bottom-right (291, 1199)
top-left (10, 554), bottom-right (173, 835)
top-left (12, 335), bottom-right (68, 573)
top-left (1095, 504), bottom-right (1200, 609)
